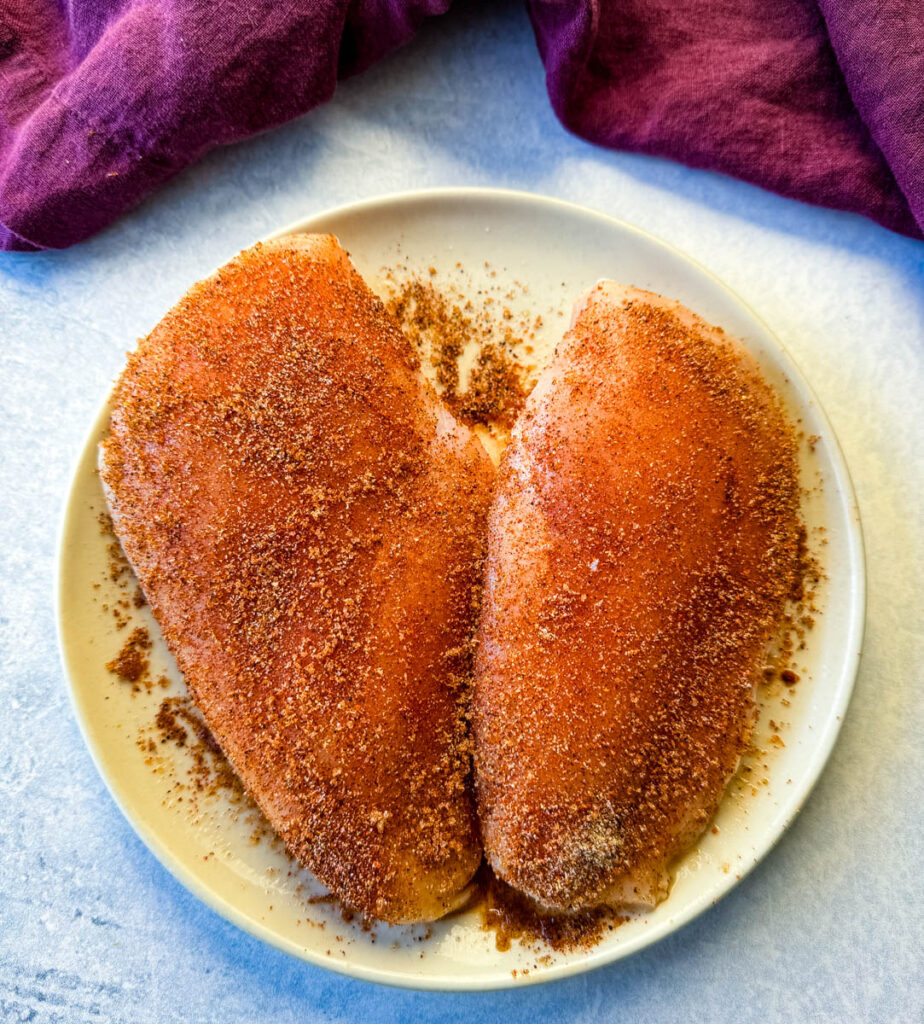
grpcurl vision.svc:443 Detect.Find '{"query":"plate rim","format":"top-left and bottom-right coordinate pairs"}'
top-left (55, 186), bottom-right (867, 991)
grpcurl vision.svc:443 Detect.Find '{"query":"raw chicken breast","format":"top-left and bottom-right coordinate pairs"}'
top-left (101, 235), bottom-right (494, 923)
top-left (473, 283), bottom-right (803, 912)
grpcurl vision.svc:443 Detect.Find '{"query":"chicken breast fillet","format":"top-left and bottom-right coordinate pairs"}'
top-left (473, 283), bottom-right (804, 912)
top-left (100, 235), bottom-right (494, 924)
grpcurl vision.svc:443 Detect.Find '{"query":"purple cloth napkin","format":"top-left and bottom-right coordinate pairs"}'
top-left (528, 0), bottom-right (924, 240)
top-left (1, 0), bottom-right (921, 250)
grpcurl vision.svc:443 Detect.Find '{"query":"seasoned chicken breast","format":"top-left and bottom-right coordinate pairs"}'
top-left (101, 235), bottom-right (494, 924)
top-left (473, 283), bottom-right (804, 912)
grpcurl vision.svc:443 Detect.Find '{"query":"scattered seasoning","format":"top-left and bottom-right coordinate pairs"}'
top-left (383, 267), bottom-right (533, 432)
top-left (107, 542), bottom-right (129, 583)
top-left (97, 512), bottom-right (137, 629)
top-left (758, 523), bottom-right (821, 690)
top-left (144, 695), bottom-right (252, 801)
top-left (106, 627), bottom-right (152, 690)
top-left (471, 865), bottom-right (626, 952)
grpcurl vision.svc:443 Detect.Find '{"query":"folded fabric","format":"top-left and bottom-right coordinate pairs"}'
top-left (0, 0), bottom-right (920, 250)
top-left (528, 0), bottom-right (923, 239)
top-left (0, 0), bottom-right (450, 250)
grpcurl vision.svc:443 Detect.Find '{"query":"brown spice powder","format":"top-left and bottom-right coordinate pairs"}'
top-left (384, 272), bottom-right (530, 431)
top-left (106, 626), bottom-right (152, 689)
top-left (151, 695), bottom-right (243, 797)
top-left (471, 864), bottom-right (626, 952)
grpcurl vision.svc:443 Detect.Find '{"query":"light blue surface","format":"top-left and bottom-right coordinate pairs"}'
top-left (1, 3), bottom-right (922, 1021)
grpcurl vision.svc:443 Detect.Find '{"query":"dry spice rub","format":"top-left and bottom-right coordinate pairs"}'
top-left (106, 626), bottom-right (151, 686)
top-left (473, 865), bottom-right (626, 952)
top-left (384, 266), bottom-right (536, 433)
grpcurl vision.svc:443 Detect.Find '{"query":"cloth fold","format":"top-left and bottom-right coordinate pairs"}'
top-left (528, 0), bottom-right (923, 239)
top-left (0, 0), bottom-right (921, 250)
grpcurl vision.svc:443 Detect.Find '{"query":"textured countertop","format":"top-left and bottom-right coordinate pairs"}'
top-left (1, 4), bottom-right (922, 1021)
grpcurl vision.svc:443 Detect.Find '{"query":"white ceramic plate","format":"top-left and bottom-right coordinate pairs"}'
top-left (57, 188), bottom-right (865, 990)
